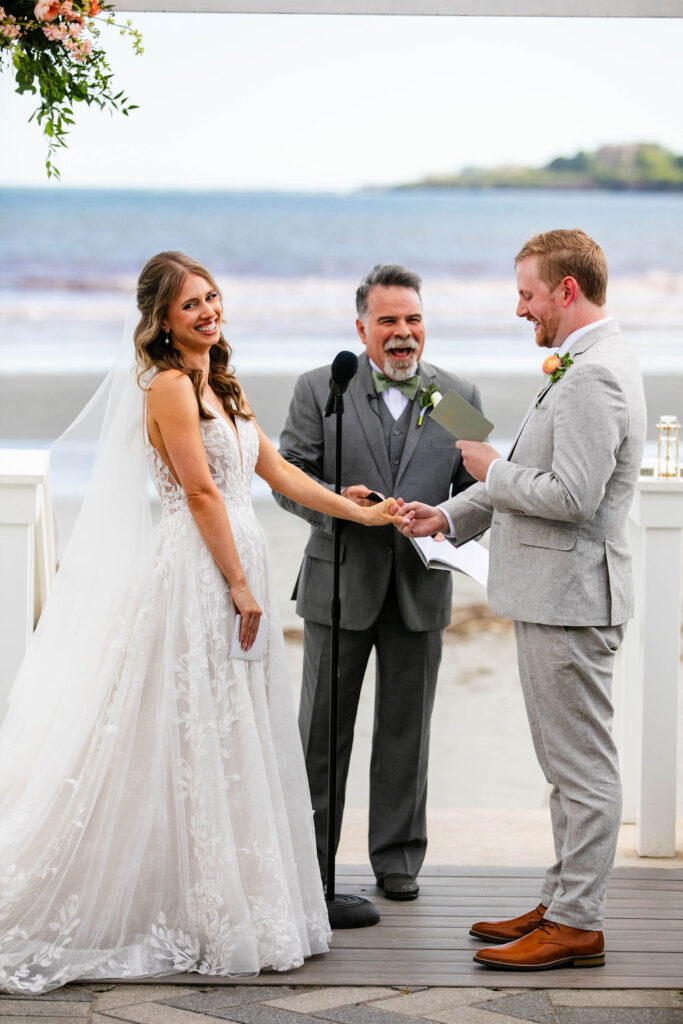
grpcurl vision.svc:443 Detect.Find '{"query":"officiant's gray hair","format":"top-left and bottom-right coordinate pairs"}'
top-left (355, 264), bottom-right (423, 322)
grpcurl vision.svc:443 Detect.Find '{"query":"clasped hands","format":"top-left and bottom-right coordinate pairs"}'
top-left (389, 440), bottom-right (500, 537)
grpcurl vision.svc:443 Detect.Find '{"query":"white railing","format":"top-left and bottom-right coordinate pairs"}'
top-left (0, 450), bottom-right (56, 719)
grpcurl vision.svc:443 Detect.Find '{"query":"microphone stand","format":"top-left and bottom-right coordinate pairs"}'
top-left (325, 389), bottom-right (380, 930)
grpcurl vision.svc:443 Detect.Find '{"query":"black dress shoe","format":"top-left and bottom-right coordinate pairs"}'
top-left (378, 873), bottom-right (419, 900)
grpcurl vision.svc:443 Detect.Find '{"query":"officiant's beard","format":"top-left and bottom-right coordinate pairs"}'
top-left (383, 344), bottom-right (419, 381)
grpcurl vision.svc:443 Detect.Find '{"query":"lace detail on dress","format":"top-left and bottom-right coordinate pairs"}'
top-left (0, 397), bottom-right (330, 994)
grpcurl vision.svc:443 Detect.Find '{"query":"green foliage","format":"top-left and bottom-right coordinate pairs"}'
top-left (548, 150), bottom-right (590, 174)
top-left (548, 354), bottom-right (574, 384)
top-left (634, 144), bottom-right (683, 185)
top-left (0, 0), bottom-right (142, 178)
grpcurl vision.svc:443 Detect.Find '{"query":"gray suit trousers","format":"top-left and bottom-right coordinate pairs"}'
top-left (299, 576), bottom-right (443, 880)
top-left (514, 620), bottom-right (626, 931)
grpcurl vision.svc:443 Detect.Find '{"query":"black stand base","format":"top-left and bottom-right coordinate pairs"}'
top-left (326, 893), bottom-right (380, 929)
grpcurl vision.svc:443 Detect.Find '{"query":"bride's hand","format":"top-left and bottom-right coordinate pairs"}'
top-left (231, 585), bottom-right (262, 651)
top-left (357, 497), bottom-right (405, 528)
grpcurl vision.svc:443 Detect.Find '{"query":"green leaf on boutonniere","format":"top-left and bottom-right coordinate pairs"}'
top-left (417, 383), bottom-right (443, 427)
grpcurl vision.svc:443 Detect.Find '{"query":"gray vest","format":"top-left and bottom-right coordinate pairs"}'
top-left (378, 398), bottom-right (413, 485)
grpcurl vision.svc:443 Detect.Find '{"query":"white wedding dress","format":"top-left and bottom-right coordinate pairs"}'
top-left (0, 400), bottom-right (330, 994)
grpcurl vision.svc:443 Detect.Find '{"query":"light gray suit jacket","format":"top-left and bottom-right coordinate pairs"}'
top-left (275, 353), bottom-right (481, 632)
top-left (442, 320), bottom-right (646, 627)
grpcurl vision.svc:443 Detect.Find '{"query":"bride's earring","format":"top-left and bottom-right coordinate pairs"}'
top-left (164, 331), bottom-right (171, 346)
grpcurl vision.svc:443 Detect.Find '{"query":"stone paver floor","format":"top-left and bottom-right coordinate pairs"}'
top-left (1, 982), bottom-right (682, 1024)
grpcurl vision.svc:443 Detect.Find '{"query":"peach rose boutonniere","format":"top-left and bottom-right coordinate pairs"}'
top-left (542, 352), bottom-right (574, 384)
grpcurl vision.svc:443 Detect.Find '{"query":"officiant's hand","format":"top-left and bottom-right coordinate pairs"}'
top-left (341, 484), bottom-right (385, 507)
top-left (392, 501), bottom-right (448, 538)
top-left (232, 585), bottom-right (262, 651)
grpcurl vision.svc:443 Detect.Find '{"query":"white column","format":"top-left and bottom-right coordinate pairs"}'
top-left (0, 450), bottom-right (55, 720)
top-left (624, 479), bottom-right (683, 857)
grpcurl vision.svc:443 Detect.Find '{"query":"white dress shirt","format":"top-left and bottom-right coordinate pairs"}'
top-left (369, 358), bottom-right (413, 421)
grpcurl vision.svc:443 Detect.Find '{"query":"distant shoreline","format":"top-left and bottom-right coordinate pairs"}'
top-left (394, 183), bottom-right (683, 193)
top-left (396, 143), bottom-right (683, 193)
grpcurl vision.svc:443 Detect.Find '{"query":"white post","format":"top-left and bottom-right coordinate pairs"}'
top-left (621, 477), bottom-right (683, 857)
top-left (0, 450), bottom-right (55, 721)
top-left (614, 515), bottom-right (643, 825)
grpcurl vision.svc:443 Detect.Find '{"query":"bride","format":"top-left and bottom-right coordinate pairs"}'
top-left (0, 251), bottom-right (398, 994)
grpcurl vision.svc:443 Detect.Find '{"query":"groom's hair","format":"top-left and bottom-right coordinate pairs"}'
top-left (515, 229), bottom-right (608, 306)
top-left (356, 264), bottom-right (423, 321)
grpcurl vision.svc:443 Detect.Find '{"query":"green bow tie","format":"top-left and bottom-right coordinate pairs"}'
top-left (372, 370), bottom-right (420, 401)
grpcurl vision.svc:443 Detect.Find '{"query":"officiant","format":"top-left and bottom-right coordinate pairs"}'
top-left (274, 264), bottom-right (483, 900)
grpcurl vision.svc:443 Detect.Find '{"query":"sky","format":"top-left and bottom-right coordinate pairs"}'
top-left (0, 13), bottom-right (682, 191)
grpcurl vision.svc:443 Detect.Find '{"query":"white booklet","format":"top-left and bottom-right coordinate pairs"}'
top-left (229, 613), bottom-right (267, 661)
top-left (410, 535), bottom-right (489, 587)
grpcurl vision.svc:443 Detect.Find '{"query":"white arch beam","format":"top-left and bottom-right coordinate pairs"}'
top-left (111, 0), bottom-right (683, 16)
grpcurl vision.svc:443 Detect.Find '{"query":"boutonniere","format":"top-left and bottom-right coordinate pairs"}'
top-left (417, 384), bottom-right (442, 427)
top-left (541, 352), bottom-right (573, 384)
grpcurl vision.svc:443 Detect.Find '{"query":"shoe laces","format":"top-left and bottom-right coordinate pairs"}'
top-left (536, 919), bottom-right (560, 936)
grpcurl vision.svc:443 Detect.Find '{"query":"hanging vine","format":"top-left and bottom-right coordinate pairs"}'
top-left (1, 0), bottom-right (142, 178)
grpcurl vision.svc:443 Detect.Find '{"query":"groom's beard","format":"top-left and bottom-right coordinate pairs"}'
top-left (383, 339), bottom-right (419, 381)
top-left (533, 307), bottom-right (561, 348)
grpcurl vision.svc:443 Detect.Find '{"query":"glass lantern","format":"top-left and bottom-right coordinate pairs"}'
top-left (656, 416), bottom-right (680, 480)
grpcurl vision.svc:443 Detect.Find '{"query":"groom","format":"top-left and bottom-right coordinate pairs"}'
top-left (275, 264), bottom-right (482, 899)
top-left (398, 230), bottom-right (646, 968)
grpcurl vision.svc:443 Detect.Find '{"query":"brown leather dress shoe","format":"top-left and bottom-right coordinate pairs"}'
top-left (473, 919), bottom-right (605, 970)
top-left (469, 902), bottom-right (547, 943)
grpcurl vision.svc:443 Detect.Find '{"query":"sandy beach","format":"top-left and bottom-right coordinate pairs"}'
top-left (2, 370), bottom-right (682, 444)
top-left (254, 500), bottom-right (683, 869)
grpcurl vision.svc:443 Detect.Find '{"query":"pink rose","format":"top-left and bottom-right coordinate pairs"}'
top-left (34, 0), bottom-right (61, 21)
top-left (1, 21), bottom-right (21, 36)
top-left (42, 21), bottom-right (66, 39)
top-left (542, 354), bottom-right (562, 375)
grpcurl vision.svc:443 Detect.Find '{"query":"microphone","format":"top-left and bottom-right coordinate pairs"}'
top-left (324, 350), bottom-right (358, 417)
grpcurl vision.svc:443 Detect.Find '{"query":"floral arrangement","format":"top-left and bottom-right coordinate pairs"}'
top-left (0, 0), bottom-right (142, 177)
top-left (542, 352), bottom-right (574, 383)
top-left (417, 383), bottom-right (442, 427)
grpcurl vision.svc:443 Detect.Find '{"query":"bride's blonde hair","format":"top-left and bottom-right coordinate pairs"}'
top-left (134, 251), bottom-right (251, 421)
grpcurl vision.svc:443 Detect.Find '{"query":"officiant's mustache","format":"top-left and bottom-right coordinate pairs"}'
top-left (384, 337), bottom-right (419, 352)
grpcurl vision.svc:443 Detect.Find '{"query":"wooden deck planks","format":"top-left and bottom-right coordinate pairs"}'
top-left (164, 865), bottom-right (683, 989)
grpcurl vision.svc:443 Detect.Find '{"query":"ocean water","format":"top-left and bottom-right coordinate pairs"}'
top-left (1, 186), bottom-right (679, 502)
top-left (2, 186), bottom-right (683, 375)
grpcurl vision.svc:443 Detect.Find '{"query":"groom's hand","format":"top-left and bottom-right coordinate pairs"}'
top-left (391, 501), bottom-right (448, 538)
top-left (342, 484), bottom-right (385, 507)
top-left (456, 440), bottom-right (501, 482)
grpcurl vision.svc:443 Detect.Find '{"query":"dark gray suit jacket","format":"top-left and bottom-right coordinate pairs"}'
top-left (274, 353), bottom-right (482, 632)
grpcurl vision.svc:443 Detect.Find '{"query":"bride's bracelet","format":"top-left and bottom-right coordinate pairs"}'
top-left (232, 585), bottom-right (249, 596)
